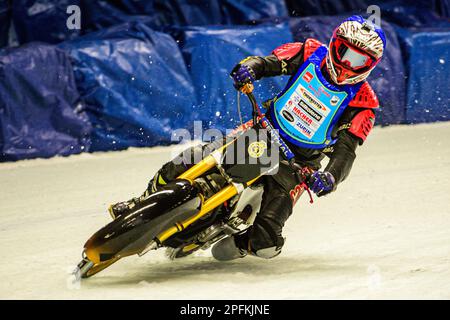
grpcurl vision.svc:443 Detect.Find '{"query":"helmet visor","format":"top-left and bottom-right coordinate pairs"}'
top-left (334, 39), bottom-right (375, 71)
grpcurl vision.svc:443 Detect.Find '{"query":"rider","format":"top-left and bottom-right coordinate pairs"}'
top-left (109, 15), bottom-right (386, 261)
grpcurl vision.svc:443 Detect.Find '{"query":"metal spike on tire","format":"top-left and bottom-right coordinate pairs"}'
top-left (165, 247), bottom-right (181, 260)
top-left (74, 257), bottom-right (94, 279)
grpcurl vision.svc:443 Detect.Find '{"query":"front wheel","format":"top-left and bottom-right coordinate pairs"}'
top-left (74, 253), bottom-right (121, 279)
top-left (79, 179), bottom-right (201, 278)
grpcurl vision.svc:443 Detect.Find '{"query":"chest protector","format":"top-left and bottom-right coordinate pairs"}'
top-left (269, 45), bottom-right (362, 149)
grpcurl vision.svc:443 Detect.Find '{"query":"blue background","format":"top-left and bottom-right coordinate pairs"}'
top-left (0, 0), bottom-right (449, 161)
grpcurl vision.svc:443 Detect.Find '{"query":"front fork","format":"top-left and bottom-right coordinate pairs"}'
top-left (153, 140), bottom-right (260, 247)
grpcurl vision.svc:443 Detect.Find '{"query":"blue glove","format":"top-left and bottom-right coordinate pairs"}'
top-left (230, 64), bottom-right (255, 90)
top-left (308, 171), bottom-right (336, 197)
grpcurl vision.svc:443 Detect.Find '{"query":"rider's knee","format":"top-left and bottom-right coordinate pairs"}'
top-left (253, 245), bottom-right (283, 259)
top-left (248, 222), bottom-right (285, 259)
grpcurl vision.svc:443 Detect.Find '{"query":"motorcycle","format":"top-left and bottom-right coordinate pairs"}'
top-left (74, 84), bottom-right (312, 278)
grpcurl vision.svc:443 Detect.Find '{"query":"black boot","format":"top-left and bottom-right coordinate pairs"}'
top-left (211, 231), bottom-right (249, 261)
top-left (108, 172), bottom-right (167, 219)
top-left (108, 192), bottom-right (148, 220)
top-left (108, 145), bottom-right (202, 220)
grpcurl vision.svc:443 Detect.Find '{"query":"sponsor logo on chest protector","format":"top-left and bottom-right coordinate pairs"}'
top-left (282, 110), bottom-right (295, 122)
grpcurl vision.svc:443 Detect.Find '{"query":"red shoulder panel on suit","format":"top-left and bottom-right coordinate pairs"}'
top-left (348, 109), bottom-right (376, 143)
top-left (272, 42), bottom-right (303, 61)
top-left (303, 38), bottom-right (323, 61)
top-left (348, 82), bottom-right (379, 109)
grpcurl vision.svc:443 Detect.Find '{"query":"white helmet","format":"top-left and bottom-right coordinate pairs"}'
top-left (326, 15), bottom-right (386, 85)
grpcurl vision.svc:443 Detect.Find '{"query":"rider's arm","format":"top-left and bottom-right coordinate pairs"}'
top-left (324, 107), bottom-right (376, 184)
top-left (237, 42), bottom-right (305, 79)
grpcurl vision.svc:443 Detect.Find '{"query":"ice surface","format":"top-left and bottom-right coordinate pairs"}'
top-left (1, 122), bottom-right (450, 299)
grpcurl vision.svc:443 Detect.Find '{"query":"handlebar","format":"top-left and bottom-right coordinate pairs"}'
top-left (240, 83), bottom-right (255, 95)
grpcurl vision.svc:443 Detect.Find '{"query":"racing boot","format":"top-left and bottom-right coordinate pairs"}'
top-left (212, 232), bottom-right (248, 261)
top-left (108, 172), bottom-right (168, 219)
top-left (108, 191), bottom-right (148, 220)
top-left (212, 227), bottom-right (285, 261)
top-left (108, 143), bottom-right (216, 220)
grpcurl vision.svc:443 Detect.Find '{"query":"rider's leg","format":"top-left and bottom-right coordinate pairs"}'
top-left (108, 137), bottom-right (228, 219)
top-left (247, 177), bottom-right (293, 258)
top-left (212, 162), bottom-right (304, 261)
top-left (108, 144), bottom-right (205, 219)
top-left (212, 175), bottom-right (293, 260)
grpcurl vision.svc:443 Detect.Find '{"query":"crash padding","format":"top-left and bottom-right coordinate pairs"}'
top-left (285, 0), bottom-right (449, 24)
top-left (59, 22), bottom-right (196, 151)
top-left (11, 0), bottom-right (82, 44)
top-left (220, 0), bottom-right (288, 24)
top-left (0, 44), bottom-right (91, 161)
top-left (405, 31), bottom-right (450, 123)
top-left (73, 0), bottom-right (288, 34)
top-left (0, 0), bottom-right (10, 47)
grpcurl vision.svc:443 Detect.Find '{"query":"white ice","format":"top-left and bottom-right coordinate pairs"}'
top-left (1, 122), bottom-right (449, 299)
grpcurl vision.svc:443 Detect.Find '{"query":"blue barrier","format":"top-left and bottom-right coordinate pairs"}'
top-left (179, 23), bottom-right (293, 132)
top-left (435, 0), bottom-right (450, 17)
top-left (290, 16), bottom-right (407, 125)
top-left (59, 22), bottom-right (196, 151)
top-left (10, 0), bottom-right (288, 45)
top-left (79, 0), bottom-right (202, 33)
top-left (82, 0), bottom-right (287, 33)
top-left (221, 0), bottom-right (288, 24)
top-left (156, 0), bottom-right (223, 26)
top-left (11, 0), bottom-right (81, 44)
top-left (0, 2), bottom-right (449, 162)
top-left (0, 44), bottom-right (91, 161)
top-left (80, 0), bottom-right (145, 32)
top-left (378, 2), bottom-right (450, 28)
top-left (285, 0), bottom-right (449, 22)
top-left (406, 31), bottom-right (450, 123)
top-left (0, 0), bottom-right (10, 47)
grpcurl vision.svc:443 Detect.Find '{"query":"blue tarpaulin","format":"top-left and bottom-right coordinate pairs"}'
top-left (221, 0), bottom-right (288, 24)
top-left (435, 0), bottom-right (450, 17)
top-left (285, 0), bottom-right (449, 20)
top-left (1, 1), bottom-right (449, 162)
top-left (12, 0), bottom-right (82, 44)
top-left (80, 0), bottom-right (182, 32)
top-left (156, 0), bottom-right (223, 26)
top-left (179, 23), bottom-right (293, 132)
top-left (290, 16), bottom-right (407, 125)
top-left (406, 31), bottom-right (450, 123)
top-left (81, 0), bottom-right (234, 34)
top-left (0, 0), bottom-right (10, 47)
top-left (59, 22), bottom-right (197, 151)
top-left (286, 0), bottom-right (369, 17)
top-left (0, 44), bottom-right (91, 161)
top-left (82, 0), bottom-right (288, 33)
top-left (378, 2), bottom-right (450, 28)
